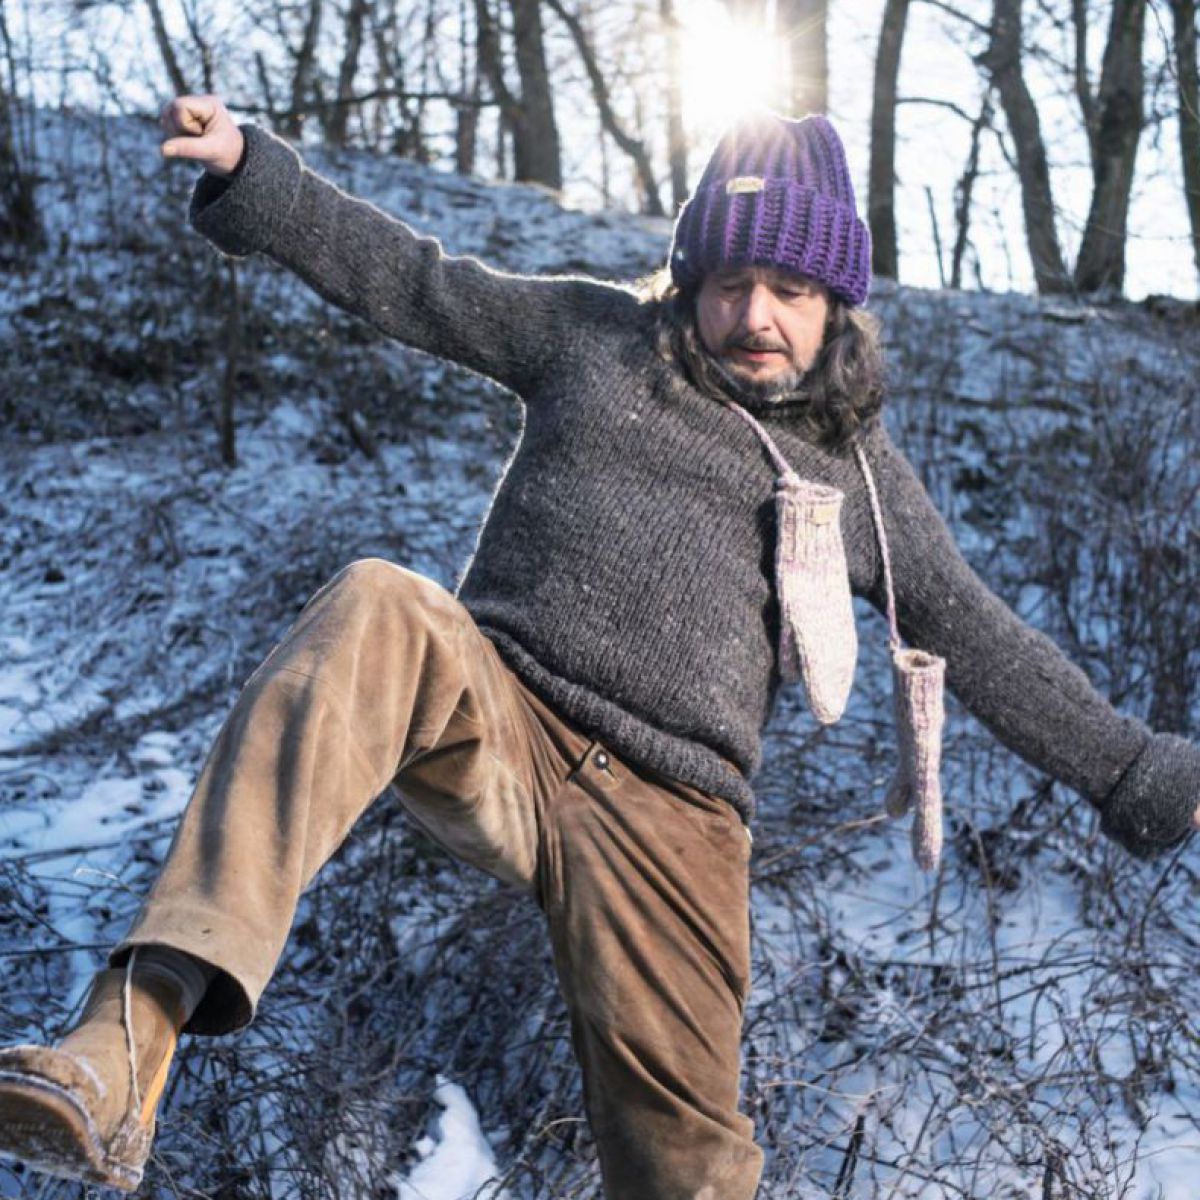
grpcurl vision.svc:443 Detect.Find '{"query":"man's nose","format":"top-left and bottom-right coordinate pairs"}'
top-left (740, 283), bottom-right (773, 331)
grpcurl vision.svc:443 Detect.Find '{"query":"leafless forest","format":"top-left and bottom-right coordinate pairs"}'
top-left (4, 0), bottom-right (1200, 294)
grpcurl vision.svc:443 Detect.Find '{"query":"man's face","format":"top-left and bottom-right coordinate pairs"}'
top-left (695, 265), bottom-right (831, 399)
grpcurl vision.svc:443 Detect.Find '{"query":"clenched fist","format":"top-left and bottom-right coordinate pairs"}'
top-left (159, 94), bottom-right (244, 177)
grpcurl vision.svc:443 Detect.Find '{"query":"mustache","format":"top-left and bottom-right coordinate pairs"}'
top-left (722, 332), bottom-right (789, 354)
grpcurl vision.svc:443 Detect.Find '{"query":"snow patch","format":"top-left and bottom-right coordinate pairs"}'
top-left (393, 1078), bottom-right (510, 1200)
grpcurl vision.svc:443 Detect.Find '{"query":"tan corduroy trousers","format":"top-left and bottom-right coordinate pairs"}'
top-left (111, 558), bottom-right (762, 1200)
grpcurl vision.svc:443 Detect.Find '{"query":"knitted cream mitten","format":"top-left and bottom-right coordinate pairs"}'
top-left (884, 647), bottom-right (947, 871)
top-left (775, 472), bottom-right (858, 724)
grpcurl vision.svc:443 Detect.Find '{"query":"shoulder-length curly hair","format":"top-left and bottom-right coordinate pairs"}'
top-left (636, 266), bottom-right (887, 454)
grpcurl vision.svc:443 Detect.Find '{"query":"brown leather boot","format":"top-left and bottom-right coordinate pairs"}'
top-left (0, 966), bottom-right (185, 1192)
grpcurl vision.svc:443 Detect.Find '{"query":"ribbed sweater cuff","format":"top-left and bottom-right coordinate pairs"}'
top-left (189, 123), bottom-right (304, 259)
top-left (1098, 731), bottom-right (1199, 860)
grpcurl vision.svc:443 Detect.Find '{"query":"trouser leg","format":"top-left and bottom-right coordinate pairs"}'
top-left (535, 724), bottom-right (763, 1200)
top-left (111, 557), bottom-right (548, 1035)
top-left (107, 552), bottom-right (764, 1196)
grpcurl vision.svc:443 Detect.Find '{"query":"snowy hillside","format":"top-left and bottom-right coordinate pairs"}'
top-left (2, 105), bottom-right (1199, 1199)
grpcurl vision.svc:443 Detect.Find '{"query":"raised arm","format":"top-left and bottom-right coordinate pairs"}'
top-left (859, 419), bottom-right (1199, 860)
top-left (166, 98), bottom-right (618, 396)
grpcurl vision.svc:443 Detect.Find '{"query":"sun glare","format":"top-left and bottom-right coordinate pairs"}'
top-left (679, 2), bottom-right (787, 136)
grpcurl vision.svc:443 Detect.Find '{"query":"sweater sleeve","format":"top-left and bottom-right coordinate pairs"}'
top-left (859, 419), bottom-right (1154, 812)
top-left (186, 122), bottom-right (608, 394)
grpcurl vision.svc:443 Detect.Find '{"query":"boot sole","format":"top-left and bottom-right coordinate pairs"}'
top-left (0, 1069), bottom-right (142, 1192)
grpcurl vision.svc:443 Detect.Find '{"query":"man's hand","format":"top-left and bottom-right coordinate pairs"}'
top-left (159, 95), bottom-right (244, 177)
top-left (1193, 801), bottom-right (1200, 831)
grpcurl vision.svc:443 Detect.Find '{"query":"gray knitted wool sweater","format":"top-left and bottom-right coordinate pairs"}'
top-left (188, 123), bottom-right (1199, 860)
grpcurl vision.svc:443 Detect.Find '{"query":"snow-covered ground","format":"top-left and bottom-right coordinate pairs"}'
top-left (2, 105), bottom-right (1199, 1198)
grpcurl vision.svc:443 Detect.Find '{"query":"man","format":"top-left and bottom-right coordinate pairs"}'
top-left (1, 96), bottom-right (1197, 1199)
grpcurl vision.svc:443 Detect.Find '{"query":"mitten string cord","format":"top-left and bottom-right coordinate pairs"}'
top-left (720, 399), bottom-right (799, 481)
top-left (851, 439), bottom-right (901, 654)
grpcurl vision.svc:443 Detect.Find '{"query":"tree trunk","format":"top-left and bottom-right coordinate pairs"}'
top-left (474, 0), bottom-right (519, 179)
top-left (407, 0), bottom-right (438, 166)
top-left (327, 0), bottom-right (369, 146)
top-left (285, 0), bottom-right (324, 140)
top-left (598, 111), bottom-right (612, 207)
top-left (254, 51), bottom-right (278, 125)
top-left (660, 0), bottom-right (688, 211)
top-left (544, 0), bottom-right (663, 213)
top-left (1073, 0), bottom-right (1147, 293)
top-left (453, 93), bottom-right (481, 175)
top-left (1070, 0), bottom-right (1098, 161)
top-left (982, 0), bottom-right (1071, 293)
top-left (868, 0), bottom-right (909, 281)
top-left (926, 183), bottom-right (946, 285)
top-left (371, 9), bottom-right (425, 162)
top-left (508, 0), bottom-right (562, 189)
top-left (1168, 0), bottom-right (1200, 284)
top-left (778, 0), bottom-right (827, 116)
top-left (145, 0), bottom-right (189, 96)
top-left (179, 3), bottom-right (215, 94)
top-left (455, 0), bottom-right (481, 174)
top-left (0, 81), bottom-right (40, 253)
top-left (950, 90), bottom-right (993, 289)
top-left (0, 33), bottom-right (44, 258)
top-left (219, 260), bottom-right (241, 468)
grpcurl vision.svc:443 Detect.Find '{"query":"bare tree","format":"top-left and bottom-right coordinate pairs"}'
top-left (980, 0), bottom-right (1070, 293)
top-left (778, 0), bottom-right (827, 116)
top-left (145, 0), bottom-right (189, 96)
top-left (254, 48), bottom-right (279, 125)
top-left (180, 1), bottom-right (216, 95)
top-left (409, 0), bottom-right (439, 165)
top-left (284, 0), bottom-right (324, 140)
top-left (473, 0), bottom-right (561, 187)
top-left (474, 0), bottom-right (514, 176)
top-left (1070, 0), bottom-right (1099, 159)
top-left (218, 260), bottom-right (241, 467)
top-left (1073, 0), bottom-right (1148, 293)
top-left (868, 0), bottom-right (910, 281)
top-left (1167, 0), bottom-right (1200, 283)
top-left (950, 89), bottom-right (994, 289)
top-left (370, 1), bottom-right (427, 162)
top-left (448, 0), bottom-right (543, 183)
top-left (325, 0), bottom-right (369, 146)
top-left (508, 0), bottom-right (562, 188)
top-left (544, 0), bottom-right (663, 213)
top-left (0, 0), bottom-right (42, 257)
top-left (661, 0), bottom-right (687, 211)
top-left (455, 0), bottom-right (482, 175)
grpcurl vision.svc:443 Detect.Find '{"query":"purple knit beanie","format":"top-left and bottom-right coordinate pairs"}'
top-left (668, 111), bottom-right (872, 306)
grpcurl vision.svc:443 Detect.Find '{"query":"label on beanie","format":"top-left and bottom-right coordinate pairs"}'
top-left (725, 175), bottom-right (765, 195)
